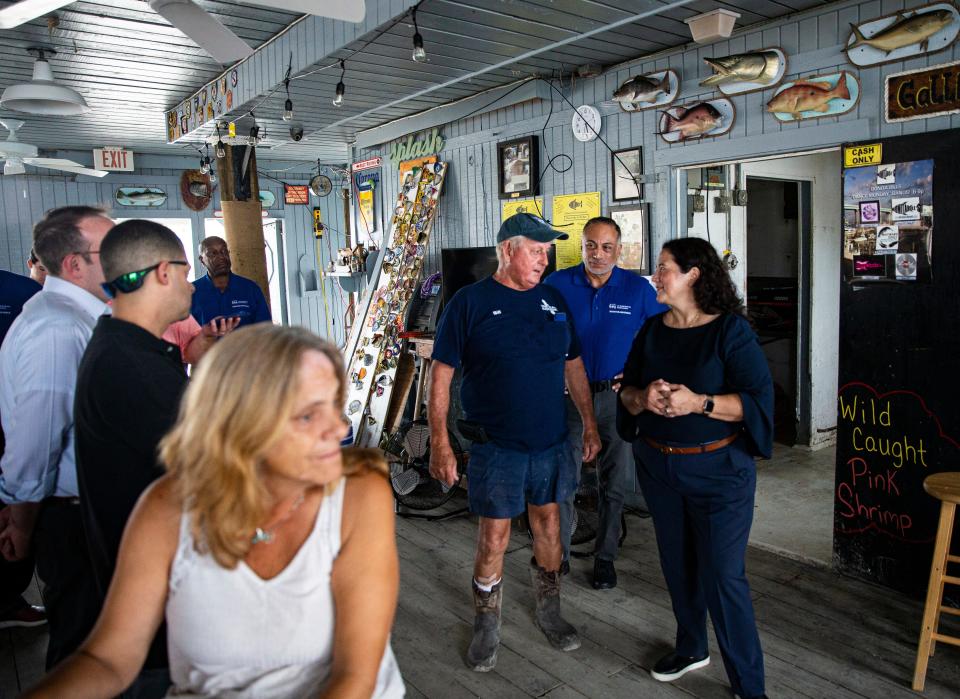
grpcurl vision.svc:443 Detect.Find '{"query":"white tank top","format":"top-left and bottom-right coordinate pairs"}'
top-left (165, 477), bottom-right (405, 698)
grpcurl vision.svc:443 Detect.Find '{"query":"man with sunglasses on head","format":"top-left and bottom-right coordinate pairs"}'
top-left (74, 220), bottom-right (194, 698)
top-left (191, 235), bottom-right (271, 329)
top-left (0, 206), bottom-right (113, 668)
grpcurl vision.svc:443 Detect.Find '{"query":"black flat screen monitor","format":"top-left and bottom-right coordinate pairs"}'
top-left (440, 245), bottom-right (557, 306)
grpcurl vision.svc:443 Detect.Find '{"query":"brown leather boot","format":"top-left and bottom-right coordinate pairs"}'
top-left (466, 579), bottom-right (502, 671)
top-left (530, 561), bottom-right (580, 651)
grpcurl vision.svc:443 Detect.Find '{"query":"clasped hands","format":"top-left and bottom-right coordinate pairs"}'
top-left (637, 379), bottom-right (701, 418)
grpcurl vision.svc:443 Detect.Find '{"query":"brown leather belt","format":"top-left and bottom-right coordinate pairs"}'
top-left (644, 433), bottom-right (738, 455)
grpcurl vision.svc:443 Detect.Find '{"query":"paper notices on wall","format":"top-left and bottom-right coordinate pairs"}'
top-left (551, 192), bottom-right (600, 270)
top-left (501, 197), bottom-right (544, 220)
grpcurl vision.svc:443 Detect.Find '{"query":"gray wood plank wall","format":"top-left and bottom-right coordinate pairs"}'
top-left (354, 0), bottom-right (960, 275)
top-left (0, 161), bottom-right (351, 345)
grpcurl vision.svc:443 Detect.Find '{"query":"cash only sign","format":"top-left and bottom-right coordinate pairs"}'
top-left (885, 60), bottom-right (960, 123)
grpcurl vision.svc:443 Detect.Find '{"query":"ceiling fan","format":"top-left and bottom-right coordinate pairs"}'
top-left (0, 119), bottom-right (107, 177)
top-left (0, 0), bottom-right (367, 64)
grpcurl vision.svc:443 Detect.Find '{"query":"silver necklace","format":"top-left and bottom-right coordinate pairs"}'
top-left (251, 494), bottom-right (306, 545)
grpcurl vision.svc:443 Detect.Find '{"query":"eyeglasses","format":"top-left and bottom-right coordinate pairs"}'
top-left (101, 260), bottom-right (188, 299)
top-left (70, 249), bottom-right (100, 260)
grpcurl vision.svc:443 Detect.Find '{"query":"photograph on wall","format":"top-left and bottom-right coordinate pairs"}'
top-left (608, 204), bottom-right (649, 273)
top-left (497, 136), bottom-right (539, 199)
top-left (842, 158), bottom-right (933, 283)
top-left (858, 199), bottom-right (880, 224)
top-left (611, 147), bottom-right (643, 201)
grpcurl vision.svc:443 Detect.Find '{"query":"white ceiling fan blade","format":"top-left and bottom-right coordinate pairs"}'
top-left (25, 158), bottom-right (108, 177)
top-left (3, 158), bottom-right (26, 176)
top-left (242, 0), bottom-right (365, 22)
top-left (150, 0), bottom-right (254, 64)
top-left (0, 0), bottom-right (77, 30)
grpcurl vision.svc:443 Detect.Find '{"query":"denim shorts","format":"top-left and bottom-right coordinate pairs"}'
top-left (466, 439), bottom-right (576, 519)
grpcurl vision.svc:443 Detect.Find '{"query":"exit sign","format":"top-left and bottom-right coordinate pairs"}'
top-left (93, 147), bottom-right (135, 171)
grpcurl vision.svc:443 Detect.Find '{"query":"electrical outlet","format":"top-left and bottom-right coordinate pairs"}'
top-left (733, 189), bottom-right (748, 206)
top-left (713, 195), bottom-right (731, 213)
top-left (689, 194), bottom-right (705, 213)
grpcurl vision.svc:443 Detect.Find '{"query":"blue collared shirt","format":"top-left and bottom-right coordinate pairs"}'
top-left (191, 273), bottom-right (272, 329)
top-left (544, 264), bottom-right (666, 383)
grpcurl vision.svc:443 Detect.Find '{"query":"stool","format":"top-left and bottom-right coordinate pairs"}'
top-left (913, 472), bottom-right (960, 691)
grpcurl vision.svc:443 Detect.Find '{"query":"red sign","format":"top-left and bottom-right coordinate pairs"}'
top-left (352, 157), bottom-right (382, 172)
top-left (93, 147), bottom-right (135, 171)
top-left (284, 184), bottom-right (309, 205)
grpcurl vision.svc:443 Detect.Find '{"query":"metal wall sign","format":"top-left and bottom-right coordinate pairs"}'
top-left (885, 60), bottom-right (960, 123)
top-left (352, 157), bottom-right (382, 171)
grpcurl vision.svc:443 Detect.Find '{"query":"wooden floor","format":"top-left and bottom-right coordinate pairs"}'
top-left (4, 495), bottom-right (960, 698)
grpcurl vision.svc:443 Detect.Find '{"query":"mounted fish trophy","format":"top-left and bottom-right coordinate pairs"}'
top-left (657, 99), bottom-right (735, 143)
top-left (766, 71), bottom-right (861, 122)
top-left (845, 2), bottom-right (960, 67)
top-left (612, 70), bottom-right (680, 112)
top-left (699, 48), bottom-right (787, 96)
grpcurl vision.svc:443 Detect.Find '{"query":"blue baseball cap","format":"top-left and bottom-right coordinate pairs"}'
top-left (496, 213), bottom-right (569, 243)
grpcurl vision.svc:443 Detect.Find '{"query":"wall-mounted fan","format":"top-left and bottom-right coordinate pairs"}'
top-left (0, 119), bottom-right (106, 177)
top-left (0, 1), bottom-right (366, 64)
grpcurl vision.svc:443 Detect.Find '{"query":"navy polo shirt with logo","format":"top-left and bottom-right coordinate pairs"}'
top-left (191, 273), bottom-right (271, 329)
top-left (432, 276), bottom-right (580, 452)
top-left (0, 270), bottom-right (41, 344)
top-left (545, 264), bottom-right (666, 383)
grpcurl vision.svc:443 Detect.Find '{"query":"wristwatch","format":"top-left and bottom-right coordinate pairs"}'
top-left (702, 395), bottom-right (715, 415)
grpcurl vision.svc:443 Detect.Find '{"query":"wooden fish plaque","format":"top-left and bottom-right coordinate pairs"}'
top-left (845, 2), bottom-right (960, 68)
top-left (115, 187), bottom-right (167, 207)
top-left (613, 70), bottom-right (680, 113)
top-left (885, 60), bottom-right (960, 123)
top-left (767, 71), bottom-right (861, 122)
top-left (657, 99), bottom-right (735, 144)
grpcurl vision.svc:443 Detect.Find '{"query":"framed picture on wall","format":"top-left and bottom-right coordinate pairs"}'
top-left (611, 147), bottom-right (643, 201)
top-left (497, 135), bottom-right (539, 199)
top-left (608, 203), bottom-right (649, 273)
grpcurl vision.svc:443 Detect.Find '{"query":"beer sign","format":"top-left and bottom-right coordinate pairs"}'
top-left (885, 60), bottom-right (960, 123)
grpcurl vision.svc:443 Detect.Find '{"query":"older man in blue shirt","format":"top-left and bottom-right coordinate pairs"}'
top-left (545, 216), bottom-right (666, 590)
top-left (191, 236), bottom-right (271, 328)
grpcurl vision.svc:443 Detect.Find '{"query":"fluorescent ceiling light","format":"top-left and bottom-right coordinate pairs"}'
top-left (0, 0), bottom-right (76, 30)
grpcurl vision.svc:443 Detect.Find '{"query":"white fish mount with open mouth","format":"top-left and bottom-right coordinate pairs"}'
top-left (700, 48), bottom-right (787, 97)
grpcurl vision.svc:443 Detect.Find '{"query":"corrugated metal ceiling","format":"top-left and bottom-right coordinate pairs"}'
top-left (0, 0), bottom-right (828, 165)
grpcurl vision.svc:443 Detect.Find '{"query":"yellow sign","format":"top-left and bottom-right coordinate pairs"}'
top-left (313, 207), bottom-right (323, 238)
top-left (551, 192), bottom-right (600, 270)
top-left (501, 197), bottom-right (544, 220)
top-left (844, 144), bottom-right (882, 168)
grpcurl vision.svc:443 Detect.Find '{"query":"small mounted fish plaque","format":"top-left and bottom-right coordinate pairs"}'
top-left (699, 48), bottom-right (786, 97)
top-left (658, 99), bottom-right (735, 143)
top-left (766, 71), bottom-right (860, 122)
top-left (612, 70), bottom-right (680, 112)
top-left (885, 59), bottom-right (960, 123)
top-left (115, 187), bottom-right (167, 207)
top-left (845, 2), bottom-right (960, 68)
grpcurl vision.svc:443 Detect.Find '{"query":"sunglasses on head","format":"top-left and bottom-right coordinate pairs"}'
top-left (101, 260), bottom-right (188, 299)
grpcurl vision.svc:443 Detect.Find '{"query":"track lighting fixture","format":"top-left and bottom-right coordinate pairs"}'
top-left (411, 8), bottom-right (426, 63)
top-left (333, 60), bottom-right (345, 107)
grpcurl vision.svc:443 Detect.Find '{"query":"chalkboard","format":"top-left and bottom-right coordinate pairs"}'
top-left (835, 128), bottom-right (960, 596)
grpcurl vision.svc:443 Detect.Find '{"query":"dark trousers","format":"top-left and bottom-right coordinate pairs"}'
top-left (0, 503), bottom-right (36, 615)
top-left (634, 439), bottom-right (765, 698)
top-left (561, 391), bottom-right (631, 561)
top-left (33, 499), bottom-right (100, 669)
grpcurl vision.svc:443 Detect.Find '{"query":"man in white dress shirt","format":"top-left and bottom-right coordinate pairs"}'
top-left (0, 206), bottom-right (113, 668)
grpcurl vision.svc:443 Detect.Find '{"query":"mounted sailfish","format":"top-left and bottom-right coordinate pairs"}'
top-left (848, 9), bottom-right (954, 54)
top-left (700, 50), bottom-right (781, 86)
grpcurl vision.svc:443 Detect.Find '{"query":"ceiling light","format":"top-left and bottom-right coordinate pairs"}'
top-left (411, 8), bottom-right (426, 63)
top-left (333, 60), bottom-right (345, 107)
top-left (282, 80), bottom-right (294, 121)
top-left (0, 48), bottom-right (90, 115)
top-left (685, 9), bottom-right (740, 44)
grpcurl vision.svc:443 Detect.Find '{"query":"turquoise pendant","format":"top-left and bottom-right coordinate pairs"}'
top-left (251, 528), bottom-right (273, 545)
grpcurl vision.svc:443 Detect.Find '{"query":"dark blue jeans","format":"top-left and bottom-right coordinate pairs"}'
top-left (634, 438), bottom-right (765, 698)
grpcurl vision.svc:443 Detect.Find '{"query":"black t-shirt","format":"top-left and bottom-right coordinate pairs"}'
top-left (74, 315), bottom-right (187, 669)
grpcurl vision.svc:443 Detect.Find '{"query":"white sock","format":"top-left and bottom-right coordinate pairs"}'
top-left (474, 576), bottom-right (501, 593)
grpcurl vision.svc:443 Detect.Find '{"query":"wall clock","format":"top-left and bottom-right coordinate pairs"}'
top-left (572, 104), bottom-right (601, 142)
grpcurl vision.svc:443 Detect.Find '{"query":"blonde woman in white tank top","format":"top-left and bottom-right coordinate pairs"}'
top-left (25, 326), bottom-right (405, 699)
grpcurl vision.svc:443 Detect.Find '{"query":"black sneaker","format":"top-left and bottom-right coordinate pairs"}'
top-left (592, 558), bottom-right (617, 589)
top-left (650, 651), bottom-right (710, 681)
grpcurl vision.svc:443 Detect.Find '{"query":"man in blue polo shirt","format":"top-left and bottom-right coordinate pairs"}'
top-left (191, 236), bottom-right (271, 328)
top-left (545, 216), bottom-right (666, 590)
top-left (429, 213), bottom-right (600, 673)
